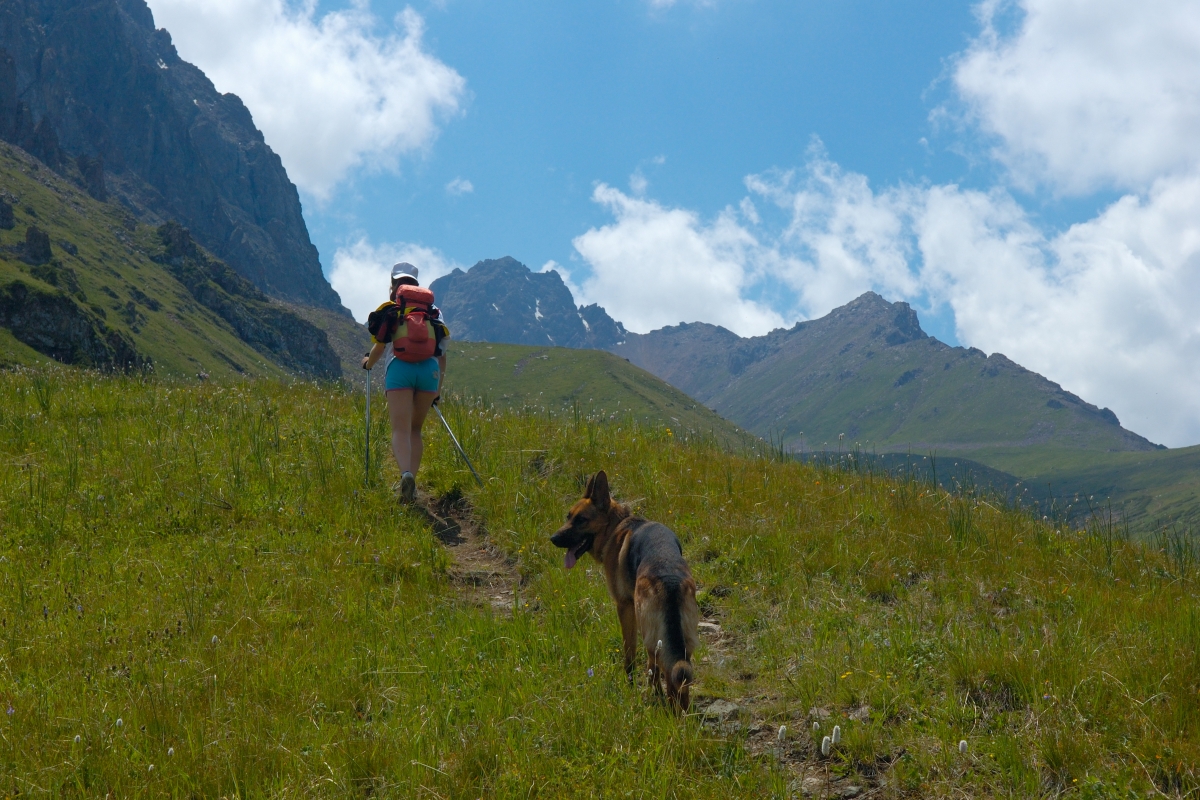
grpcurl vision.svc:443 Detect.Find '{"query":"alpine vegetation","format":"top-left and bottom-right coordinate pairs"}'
top-left (1, 368), bottom-right (1199, 795)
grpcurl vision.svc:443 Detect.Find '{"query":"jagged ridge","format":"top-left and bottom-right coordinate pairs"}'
top-left (430, 257), bottom-right (625, 350)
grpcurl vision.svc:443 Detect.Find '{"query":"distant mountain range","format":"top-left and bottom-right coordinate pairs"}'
top-left (431, 257), bottom-right (625, 350)
top-left (0, 0), bottom-right (343, 312)
top-left (614, 292), bottom-right (1161, 455)
top-left (430, 258), bottom-right (1160, 457)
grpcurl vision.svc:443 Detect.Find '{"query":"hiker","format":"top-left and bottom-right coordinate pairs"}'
top-left (362, 262), bottom-right (450, 502)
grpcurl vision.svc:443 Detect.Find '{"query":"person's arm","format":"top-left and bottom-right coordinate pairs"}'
top-left (361, 341), bottom-right (387, 370)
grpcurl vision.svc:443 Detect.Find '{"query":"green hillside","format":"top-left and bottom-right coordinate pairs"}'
top-left (3, 368), bottom-right (1200, 796)
top-left (958, 444), bottom-right (1200, 533)
top-left (0, 141), bottom-right (339, 380)
top-left (441, 340), bottom-right (754, 448)
top-left (617, 293), bottom-right (1160, 456)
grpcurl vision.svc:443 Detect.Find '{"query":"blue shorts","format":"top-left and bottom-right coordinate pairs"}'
top-left (385, 356), bottom-right (440, 393)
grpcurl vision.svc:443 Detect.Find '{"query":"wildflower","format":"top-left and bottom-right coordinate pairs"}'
top-left (959, 740), bottom-right (968, 755)
top-left (832, 725), bottom-right (841, 745)
top-left (115, 718), bottom-right (123, 728)
top-left (168, 746), bottom-right (174, 756)
top-left (587, 668), bottom-right (594, 678)
top-left (812, 721), bottom-right (820, 731)
top-left (777, 725), bottom-right (787, 743)
top-left (74, 735), bottom-right (81, 744)
top-left (211, 635), bottom-right (219, 645)
top-left (821, 735), bottom-right (831, 756)
top-left (5, 705), bottom-right (12, 716)
top-left (148, 764), bottom-right (154, 772)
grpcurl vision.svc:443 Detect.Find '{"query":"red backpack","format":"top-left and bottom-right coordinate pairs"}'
top-left (390, 285), bottom-right (439, 362)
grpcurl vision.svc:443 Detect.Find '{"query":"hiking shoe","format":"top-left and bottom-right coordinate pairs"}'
top-left (400, 472), bottom-right (416, 503)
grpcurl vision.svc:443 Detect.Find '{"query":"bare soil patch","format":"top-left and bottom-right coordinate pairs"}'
top-left (418, 487), bottom-right (521, 615)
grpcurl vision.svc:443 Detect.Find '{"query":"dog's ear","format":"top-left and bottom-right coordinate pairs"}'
top-left (590, 470), bottom-right (611, 510)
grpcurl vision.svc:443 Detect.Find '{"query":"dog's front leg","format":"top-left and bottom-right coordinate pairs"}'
top-left (617, 600), bottom-right (638, 680)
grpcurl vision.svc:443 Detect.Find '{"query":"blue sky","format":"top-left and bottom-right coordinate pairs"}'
top-left (305, 0), bottom-right (978, 292)
top-left (147, 0), bottom-right (1200, 446)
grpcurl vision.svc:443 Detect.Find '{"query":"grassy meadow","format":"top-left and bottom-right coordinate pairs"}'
top-left (2, 368), bottom-right (1200, 797)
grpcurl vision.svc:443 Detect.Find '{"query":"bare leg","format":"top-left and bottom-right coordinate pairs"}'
top-left (408, 391), bottom-right (437, 475)
top-left (386, 390), bottom-right (415, 473)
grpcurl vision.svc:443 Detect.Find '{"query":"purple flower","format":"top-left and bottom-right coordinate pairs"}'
top-left (5, 705), bottom-right (12, 716)
top-left (587, 668), bottom-right (594, 678)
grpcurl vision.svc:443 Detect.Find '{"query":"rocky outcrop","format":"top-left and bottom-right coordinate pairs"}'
top-left (152, 222), bottom-right (341, 380)
top-left (0, 278), bottom-right (147, 369)
top-left (430, 257), bottom-right (625, 349)
top-left (0, 0), bottom-right (344, 311)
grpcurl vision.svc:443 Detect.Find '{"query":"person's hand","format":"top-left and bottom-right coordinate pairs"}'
top-left (361, 353), bottom-right (372, 370)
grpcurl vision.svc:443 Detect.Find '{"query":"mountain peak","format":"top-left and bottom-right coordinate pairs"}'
top-left (430, 257), bottom-right (625, 350)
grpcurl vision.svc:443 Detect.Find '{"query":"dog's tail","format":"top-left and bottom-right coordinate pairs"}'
top-left (663, 577), bottom-right (695, 710)
top-left (667, 662), bottom-right (696, 710)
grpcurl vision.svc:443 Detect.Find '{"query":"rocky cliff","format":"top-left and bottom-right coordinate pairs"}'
top-left (430, 257), bottom-right (625, 350)
top-left (0, 0), bottom-right (344, 311)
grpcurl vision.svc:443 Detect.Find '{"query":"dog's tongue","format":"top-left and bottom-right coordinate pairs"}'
top-left (565, 546), bottom-right (580, 570)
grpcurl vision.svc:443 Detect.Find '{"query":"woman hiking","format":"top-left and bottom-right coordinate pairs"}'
top-left (362, 262), bottom-right (450, 503)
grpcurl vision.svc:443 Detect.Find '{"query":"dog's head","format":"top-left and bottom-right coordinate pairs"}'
top-left (551, 470), bottom-right (613, 570)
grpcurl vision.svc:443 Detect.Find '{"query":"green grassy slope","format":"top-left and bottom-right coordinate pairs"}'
top-left (441, 340), bottom-right (754, 448)
top-left (0, 142), bottom-right (339, 380)
top-left (3, 369), bottom-right (1200, 796)
top-left (0, 325), bottom-right (45, 367)
top-left (958, 444), bottom-right (1200, 532)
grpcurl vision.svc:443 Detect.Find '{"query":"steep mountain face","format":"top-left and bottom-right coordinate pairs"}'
top-left (0, 139), bottom-right (340, 379)
top-left (0, 0), bottom-right (344, 311)
top-left (430, 257), bottom-right (625, 349)
top-left (614, 292), bottom-right (1162, 454)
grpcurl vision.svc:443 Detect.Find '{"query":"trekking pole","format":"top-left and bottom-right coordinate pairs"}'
top-left (433, 404), bottom-right (484, 487)
top-left (364, 357), bottom-right (371, 487)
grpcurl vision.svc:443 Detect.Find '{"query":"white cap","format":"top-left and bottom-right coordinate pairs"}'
top-left (391, 262), bottom-right (418, 281)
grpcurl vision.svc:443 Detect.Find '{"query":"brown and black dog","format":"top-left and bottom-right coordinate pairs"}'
top-left (551, 471), bottom-right (700, 710)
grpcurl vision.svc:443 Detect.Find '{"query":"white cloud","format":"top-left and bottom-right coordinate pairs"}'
top-left (745, 154), bottom-right (921, 319)
top-left (146, 0), bottom-right (466, 198)
top-left (329, 238), bottom-right (461, 322)
top-left (952, 0), bottom-right (1200, 193)
top-left (572, 184), bottom-right (787, 336)
top-left (913, 175), bottom-right (1200, 448)
top-left (629, 171), bottom-right (649, 196)
top-left (445, 177), bottom-right (474, 195)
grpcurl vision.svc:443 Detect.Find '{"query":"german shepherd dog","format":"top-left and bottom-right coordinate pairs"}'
top-left (551, 471), bottom-right (700, 710)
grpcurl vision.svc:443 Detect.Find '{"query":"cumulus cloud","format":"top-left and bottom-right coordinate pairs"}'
top-left (145, 0), bottom-right (466, 198)
top-left (572, 184), bottom-right (787, 336)
top-left (913, 176), bottom-right (1200, 448)
top-left (952, 0), bottom-right (1200, 193)
top-left (329, 238), bottom-right (461, 322)
top-left (445, 177), bottom-right (474, 195)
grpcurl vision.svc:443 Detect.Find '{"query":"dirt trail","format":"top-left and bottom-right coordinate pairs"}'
top-left (417, 489), bottom-right (521, 615)
top-left (418, 491), bottom-right (887, 797)
top-left (693, 616), bottom-right (892, 798)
